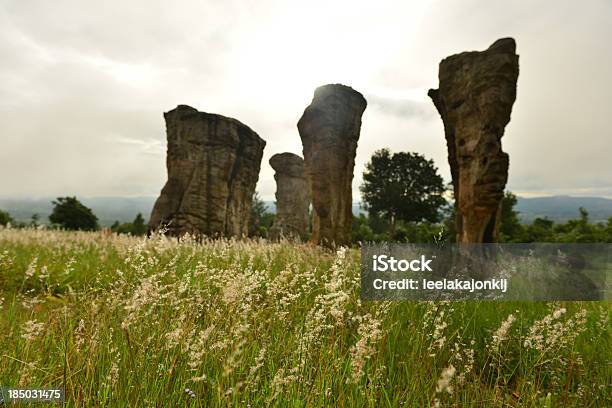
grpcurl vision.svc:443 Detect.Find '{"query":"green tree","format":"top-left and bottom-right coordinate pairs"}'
top-left (30, 213), bottom-right (40, 228)
top-left (499, 192), bottom-right (525, 242)
top-left (110, 213), bottom-right (147, 236)
top-left (524, 217), bottom-right (555, 242)
top-left (0, 209), bottom-right (13, 226)
top-left (390, 221), bottom-right (447, 243)
top-left (115, 223), bottom-right (133, 235)
top-left (249, 192), bottom-right (274, 237)
top-left (49, 197), bottom-right (99, 231)
top-left (552, 208), bottom-right (606, 243)
top-left (360, 149), bottom-right (446, 235)
top-left (352, 214), bottom-right (375, 243)
top-left (132, 213), bottom-right (147, 235)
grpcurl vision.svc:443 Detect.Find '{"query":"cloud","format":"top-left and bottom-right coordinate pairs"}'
top-left (0, 0), bottom-right (610, 202)
top-left (366, 93), bottom-right (436, 120)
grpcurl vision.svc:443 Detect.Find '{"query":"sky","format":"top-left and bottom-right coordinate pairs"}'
top-left (1, 0), bottom-right (611, 201)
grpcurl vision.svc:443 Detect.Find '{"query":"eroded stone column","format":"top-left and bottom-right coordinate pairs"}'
top-left (297, 84), bottom-right (367, 246)
top-left (428, 38), bottom-right (519, 243)
top-left (149, 105), bottom-right (266, 237)
top-left (268, 153), bottom-right (310, 240)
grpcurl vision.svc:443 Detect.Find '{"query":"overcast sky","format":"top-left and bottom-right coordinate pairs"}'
top-left (1, 0), bottom-right (610, 201)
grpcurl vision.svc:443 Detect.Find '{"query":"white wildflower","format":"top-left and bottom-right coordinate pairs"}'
top-left (187, 325), bottom-right (216, 370)
top-left (25, 257), bottom-right (38, 279)
top-left (74, 319), bottom-right (86, 352)
top-left (347, 312), bottom-right (385, 384)
top-left (21, 319), bottom-right (45, 341)
top-left (491, 313), bottom-right (516, 351)
top-left (552, 307), bottom-right (566, 319)
top-left (524, 307), bottom-right (587, 352)
top-left (436, 364), bottom-right (456, 394)
top-left (249, 346), bottom-right (267, 377)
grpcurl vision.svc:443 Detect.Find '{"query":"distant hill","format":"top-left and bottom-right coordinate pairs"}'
top-left (515, 196), bottom-right (612, 223)
top-left (1, 195), bottom-right (610, 227)
top-left (351, 196), bottom-right (612, 223)
top-left (0, 197), bottom-right (155, 227)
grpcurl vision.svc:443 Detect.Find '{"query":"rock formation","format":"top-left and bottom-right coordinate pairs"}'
top-left (268, 153), bottom-right (310, 240)
top-left (428, 38), bottom-right (519, 243)
top-left (297, 84), bottom-right (367, 246)
top-left (149, 105), bottom-right (266, 237)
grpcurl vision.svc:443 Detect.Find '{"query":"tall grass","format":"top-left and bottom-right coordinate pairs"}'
top-left (0, 228), bottom-right (610, 407)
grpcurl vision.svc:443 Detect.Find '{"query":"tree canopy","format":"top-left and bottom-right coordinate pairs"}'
top-left (499, 192), bottom-right (523, 241)
top-left (249, 192), bottom-right (274, 237)
top-left (360, 149), bottom-right (446, 232)
top-left (0, 209), bottom-right (12, 226)
top-left (49, 196), bottom-right (99, 231)
top-left (111, 213), bottom-right (147, 235)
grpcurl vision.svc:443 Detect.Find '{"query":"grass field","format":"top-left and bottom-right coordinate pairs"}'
top-left (0, 228), bottom-right (610, 407)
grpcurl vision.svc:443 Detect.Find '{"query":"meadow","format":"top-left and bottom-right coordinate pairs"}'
top-left (0, 228), bottom-right (610, 407)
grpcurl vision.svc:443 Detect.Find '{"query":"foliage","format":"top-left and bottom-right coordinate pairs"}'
top-left (0, 209), bottom-right (12, 226)
top-left (352, 214), bottom-right (450, 244)
top-left (353, 190), bottom-right (610, 244)
top-left (499, 198), bottom-right (611, 243)
top-left (48, 196), bottom-right (99, 231)
top-left (499, 192), bottom-right (523, 242)
top-left (111, 213), bottom-right (147, 236)
top-left (352, 214), bottom-right (376, 242)
top-left (132, 213), bottom-right (147, 235)
top-left (29, 213), bottom-right (40, 228)
top-left (0, 229), bottom-right (609, 407)
top-left (360, 149), bottom-right (446, 233)
top-left (249, 192), bottom-right (274, 238)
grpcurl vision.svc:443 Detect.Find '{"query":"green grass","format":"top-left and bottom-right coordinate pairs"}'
top-left (0, 228), bottom-right (610, 407)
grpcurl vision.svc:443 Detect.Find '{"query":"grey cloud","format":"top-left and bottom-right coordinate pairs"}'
top-left (366, 94), bottom-right (436, 120)
top-left (0, 0), bottom-right (610, 202)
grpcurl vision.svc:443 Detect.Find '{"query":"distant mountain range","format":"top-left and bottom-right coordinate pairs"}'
top-left (1, 195), bottom-right (610, 227)
top-left (0, 196), bottom-right (156, 227)
top-left (352, 196), bottom-right (612, 223)
top-left (514, 196), bottom-right (612, 223)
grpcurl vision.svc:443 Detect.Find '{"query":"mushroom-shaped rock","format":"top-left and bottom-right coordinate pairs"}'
top-left (149, 105), bottom-right (266, 237)
top-left (428, 38), bottom-right (519, 243)
top-left (268, 153), bottom-right (310, 240)
top-left (297, 84), bottom-right (367, 246)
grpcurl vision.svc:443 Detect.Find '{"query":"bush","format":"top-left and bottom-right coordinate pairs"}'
top-left (49, 197), bottom-right (98, 231)
top-left (0, 209), bottom-right (12, 226)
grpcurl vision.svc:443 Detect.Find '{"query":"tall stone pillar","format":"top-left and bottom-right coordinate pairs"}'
top-left (428, 38), bottom-right (519, 243)
top-left (149, 105), bottom-right (266, 237)
top-left (297, 84), bottom-right (367, 246)
top-left (268, 153), bottom-right (310, 240)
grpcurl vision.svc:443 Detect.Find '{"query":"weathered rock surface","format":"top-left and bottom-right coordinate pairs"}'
top-left (428, 38), bottom-right (519, 243)
top-left (149, 105), bottom-right (266, 237)
top-left (297, 84), bottom-right (367, 246)
top-left (268, 153), bottom-right (310, 240)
